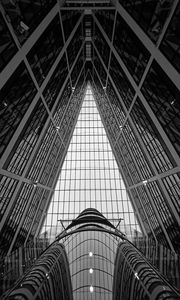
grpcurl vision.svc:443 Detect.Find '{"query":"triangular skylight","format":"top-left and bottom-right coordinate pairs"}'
top-left (41, 84), bottom-right (140, 242)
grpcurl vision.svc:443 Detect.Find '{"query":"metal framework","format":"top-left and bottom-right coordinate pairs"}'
top-left (0, 0), bottom-right (180, 275)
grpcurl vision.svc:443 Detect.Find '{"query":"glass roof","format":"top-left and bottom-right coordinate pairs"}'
top-left (41, 84), bottom-right (140, 242)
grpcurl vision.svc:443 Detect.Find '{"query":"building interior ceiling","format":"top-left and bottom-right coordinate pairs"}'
top-left (0, 0), bottom-right (180, 298)
top-left (0, 0), bottom-right (180, 270)
top-left (41, 83), bottom-right (141, 243)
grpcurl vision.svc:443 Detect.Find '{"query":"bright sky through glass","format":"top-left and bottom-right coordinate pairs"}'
top-left (41, 84), bottom-right (140, 241)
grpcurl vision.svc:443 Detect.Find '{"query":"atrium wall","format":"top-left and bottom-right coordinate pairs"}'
top-left (0, 0), bottom-right (180, 259)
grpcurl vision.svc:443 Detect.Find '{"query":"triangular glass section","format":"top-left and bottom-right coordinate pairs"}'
top-left (41, 84), bottom-right (141, 242)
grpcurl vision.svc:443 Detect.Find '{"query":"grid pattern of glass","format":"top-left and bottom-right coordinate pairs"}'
top-left (67, 23), bottom-right (83, 70)
top-left (0, 62), bottom-right (37, 158)
top-left (94, 23), bottom-right (110, 67)
top-left (1, 182), bottom-right (34, 253)
top-left (110, 53), bottom-right (135, 110)
top-left (42, 85), bottom-right (140, 241)
top-left (113, 12), bottom-right (150, 84)
top-left (130, 97), bottom-right (175, 173)
top-left (141, 61), bottom-right (180, 156)
top-left (0, 176), bottom-right (18, 223)
top-left (4, 98), bottom-right (48, 176)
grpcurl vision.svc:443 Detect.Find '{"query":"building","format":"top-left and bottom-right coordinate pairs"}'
top-left (0, 0), bottom-right (180, 298)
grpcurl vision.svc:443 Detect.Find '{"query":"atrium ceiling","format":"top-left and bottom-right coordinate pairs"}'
top-left (0, 0), bottom-right (180, 257)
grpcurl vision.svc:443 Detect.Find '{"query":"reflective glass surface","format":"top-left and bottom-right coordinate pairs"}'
top-left (114, 12), bottom-right (150, 84)
top-left (0, 12), bottom-right (17, 71)
top-left (1, 0), bottom-right (56, 44)
top-left (0, 63), bottom-right (37, 158)
top-left (118, 0), bottom-right (173, 43)
top-left (160, 3), bottom-right (180, 73)
top-left (141, 61), bottom-right (180, 156)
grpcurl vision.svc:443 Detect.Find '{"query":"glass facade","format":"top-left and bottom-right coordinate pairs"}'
top-left (141, 61), bottom-right (180, 156)
top-left (0, 0), bottom-right (180, 298)
top-left (0, 63), bottom-right (37, 158)
top-left (118, 0), bottom-right (173, 43)
top-left (27, 15), bottom-right (63, 86)
top-left (160, 2), bottom-right (180, 72)
top-left (1, 0), bottom-right (56, 44)
top-left (109, 53), bottom-right (135, 110)
top-left (0, 12), bottom-right (17, 71)
top-left (42, 85), bottom-right (140, 242)
top-left (114, 12), bottom-right (150, 84)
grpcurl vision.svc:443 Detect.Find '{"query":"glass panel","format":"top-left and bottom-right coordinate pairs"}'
top-left (39, 135), bottom-right (62, 187)
top-left (93, 48), bottom-right (107, 87)
top-left (0, 183), bottom-right (34, 253)
top-left (162, 173), bottom-right (180, 216)
top-left (116, 134), bottom-right (140, 184)
top-left (131, 97), bottom-right (175, 173)
top-left (53, 80), bottom-right (72, 127)
top-left (94, 23), bottom-right (110, 67)
top-left (71, 50), bottom-right (84, 87)
top-left (94, 9), bottom-right (115, 40)
top-left (0, 63), bottom-right (37, 158)
top-left (42, 84), bottom-right (140, 242)
top-left (27, 121), bottom-right (56, 181)
top-left (118, 0), bottom-right (173, 43)
top-left (147, 180), bottom-right (180, 252)
top-left (109, 53), bottom-right (135, 110)
top-left (131, 188), bottom-right (152, 235)
top-left (123, 121), bottom-right (154, 179)
top-left (15, 189), bottom-right (50, 245)
top-left (4, 99), bottom-right (48, 175)
top-left (160, 3), bottom-right (180, 73)
top-left (106, 79), bottom-right (126, 126)
top-left (27, 15), bottom-right (63, 86)
top-left (141, 60), bottom-right (180, 156)
top-left (1, 0), bottom-right (56, 44)
top-left (67, 23), bottom-right (83, 69)
top-left (61, 10), bottom-right (82, 41)
top-left (114, 12), bottom-right (150, 84)
top-left (0, 12), bottom-right (17, 71)
top-left (0, 176), bottom-right (18, 223)
top-left (43, 53), bottom-right (68, 110)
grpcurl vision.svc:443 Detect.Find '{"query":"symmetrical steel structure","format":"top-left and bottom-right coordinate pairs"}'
top-left (0, 0), bottom-right (180, 292)
top-left (57, 208), bottom-right (180, 299)
top-left (6, 243), bottom-right (73, 299)
top-left (41, 84), bottom-right (140, 242)
top-left (113, 241), bottom-right (180, 300)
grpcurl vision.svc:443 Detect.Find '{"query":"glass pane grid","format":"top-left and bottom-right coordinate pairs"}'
top-left (42, 84), bottom-right (140, 241)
